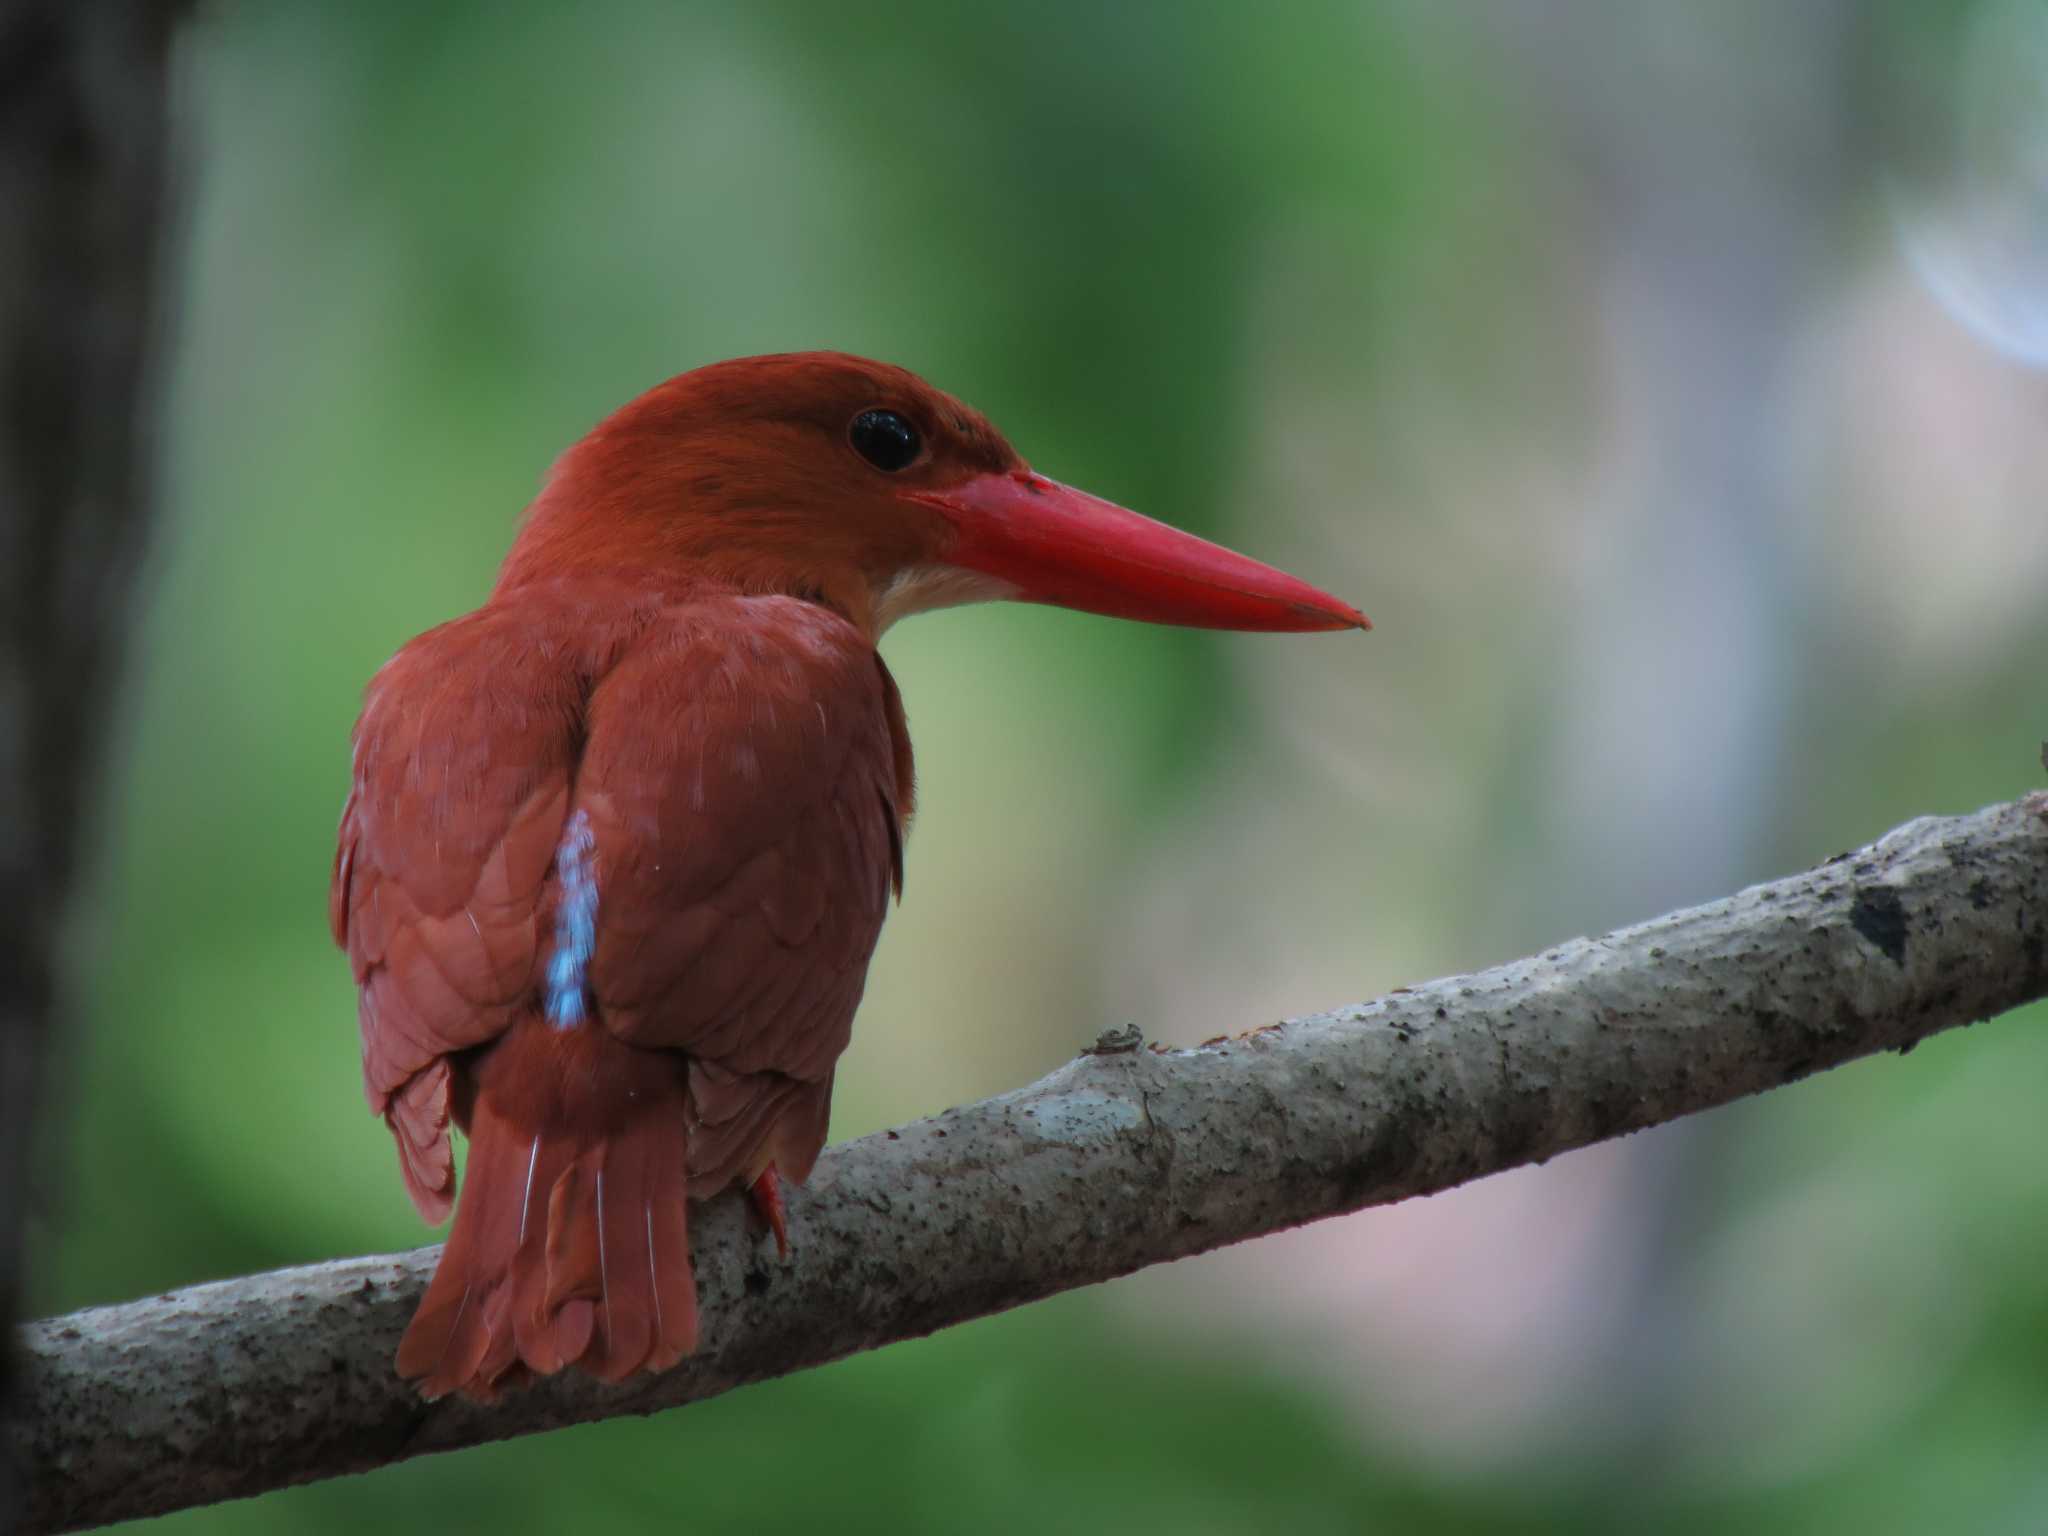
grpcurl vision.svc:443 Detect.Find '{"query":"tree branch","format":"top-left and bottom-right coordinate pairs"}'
top-left (11, 795), bottom-right (2048, 1531)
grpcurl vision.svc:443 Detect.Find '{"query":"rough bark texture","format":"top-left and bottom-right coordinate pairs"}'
top-left (0, 2), bottom-right (186, 1526)
top-left (11, 795), bottom-right (2048, 1531)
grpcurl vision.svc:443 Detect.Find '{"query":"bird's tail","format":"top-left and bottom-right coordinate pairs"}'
top-left (396, 1021), bottom-right (699, 1401)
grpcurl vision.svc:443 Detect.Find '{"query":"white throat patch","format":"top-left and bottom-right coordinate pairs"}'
top-left (871, 565), bottom-right (1020, 634)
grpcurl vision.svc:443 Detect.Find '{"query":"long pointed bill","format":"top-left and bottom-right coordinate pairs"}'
top-left (907, 470), bottom-right (1368, 633)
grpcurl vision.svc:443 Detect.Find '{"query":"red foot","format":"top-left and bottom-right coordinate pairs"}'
top-left (748, 1165), bottom-right (791, 1259)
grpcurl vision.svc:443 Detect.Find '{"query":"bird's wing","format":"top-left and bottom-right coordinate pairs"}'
top-left (576, 595), bottom-right (909, 1192)
top-left (331, 603), bottom-right (598, 1221)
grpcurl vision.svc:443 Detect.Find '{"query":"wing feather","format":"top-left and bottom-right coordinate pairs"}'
top-left (579, 597), bottom-right (906, 1189)
top-left (333, 604), bottom-right (608, 1215)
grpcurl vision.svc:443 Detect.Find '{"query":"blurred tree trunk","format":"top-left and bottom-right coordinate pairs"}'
top-left (1491, 0), bottom-right (1857, 1465)
top-left (0, 0), bottom-right (186, 1516)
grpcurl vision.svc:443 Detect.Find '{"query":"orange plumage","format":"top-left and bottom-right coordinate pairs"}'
top-left (331, 353), bottom-right (1363, 1400)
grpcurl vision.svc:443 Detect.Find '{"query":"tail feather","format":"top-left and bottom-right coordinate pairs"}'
top-left (541, 1161), bottom-right (603, 1314)
top-left (590, 1120), bottom-right (694, 1379)
top-left (396, 1027), bottom-right (700, 1401)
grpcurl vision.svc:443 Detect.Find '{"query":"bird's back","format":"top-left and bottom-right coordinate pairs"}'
top-left (334, 587), bottom-right (911, 1397)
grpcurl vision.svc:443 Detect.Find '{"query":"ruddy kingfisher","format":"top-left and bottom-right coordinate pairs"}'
top-left (331, 352), bottom-right (1366, 1400)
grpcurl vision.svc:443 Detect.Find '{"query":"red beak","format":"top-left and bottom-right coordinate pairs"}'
top-left (908, 470), bottom-right (1368, 633)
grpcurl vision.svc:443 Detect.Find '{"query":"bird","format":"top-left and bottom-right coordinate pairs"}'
top-left (330, 351), bottom-right (1366, 1401)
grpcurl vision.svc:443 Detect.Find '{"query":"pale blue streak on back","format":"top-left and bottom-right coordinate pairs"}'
top-left (545, 808), bottom-right (598, 1030)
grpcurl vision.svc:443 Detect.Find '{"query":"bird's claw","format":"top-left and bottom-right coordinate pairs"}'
top-left (748, 1165), bottom-right (790, 1259)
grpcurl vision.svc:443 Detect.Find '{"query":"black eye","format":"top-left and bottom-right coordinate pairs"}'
top-left (849, 409), bottom-right (921, 472)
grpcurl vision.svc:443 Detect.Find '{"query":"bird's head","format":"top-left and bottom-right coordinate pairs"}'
top-left (498, 351), bottom-right (1367, 637)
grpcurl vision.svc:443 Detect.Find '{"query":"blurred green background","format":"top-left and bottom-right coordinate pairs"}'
top-left (29, 1), bottom-right (2048, 1531)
